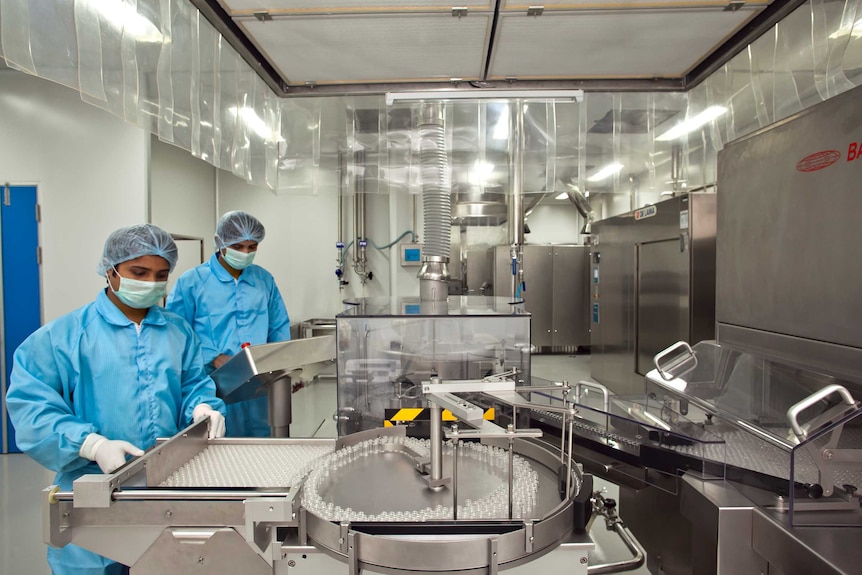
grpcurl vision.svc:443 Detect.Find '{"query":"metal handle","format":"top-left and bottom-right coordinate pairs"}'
top-left (787, 384), bottom-right (856, 438)
top-left (654, 341), bottom-right (697, 382)
top-left (574, 380), bottom-right (610, 413)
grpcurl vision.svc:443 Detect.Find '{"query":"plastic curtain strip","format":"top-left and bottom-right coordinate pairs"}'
top-left (0, 0), bottom-right (861, 198)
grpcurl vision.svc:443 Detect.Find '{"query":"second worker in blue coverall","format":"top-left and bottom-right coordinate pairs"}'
top-left (167, 211), bottom-right (291, 437)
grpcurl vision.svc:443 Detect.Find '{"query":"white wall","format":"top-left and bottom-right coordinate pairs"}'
top-left (217, 170), bottom-right (343, 323)
top-left (149, 136), bottom-right (217, 294)
top-left (0, 71), bottom-right (148, 322)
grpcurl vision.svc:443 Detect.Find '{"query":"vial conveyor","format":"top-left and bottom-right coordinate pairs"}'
top-left (43, 381), bottom-right (645, 575)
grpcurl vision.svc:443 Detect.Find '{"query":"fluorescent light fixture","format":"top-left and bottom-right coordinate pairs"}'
top-left (829, 18), bottom-right (862, 39)
top-left (230, 106), bottom-right (278, 142)
top-left (97, 1), bottom-right (164, 43)
top-left (587, 162), bottom-right (623, 182)
top-left (493, 105), bottom-right (509, 140)
top-left (386, 90), bottom-right (584, 106)
top-left (657, 106), bottom-right (727, 141)
top-left (555, 192), bottom-right (568, 200)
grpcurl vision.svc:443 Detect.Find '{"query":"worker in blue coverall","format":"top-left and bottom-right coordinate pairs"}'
top-left (167, 211), bottom-right (291, 437)
top-left (6, 223), bottom-right (226, 575)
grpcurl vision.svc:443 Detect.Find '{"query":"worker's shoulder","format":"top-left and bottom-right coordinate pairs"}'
top-left (245, 264), bottom-right (276, 283)
top-left (25, 300), bottom-right (98, 343)
top-left (156, 307), bottom-right (196, 332)
top-left (175, 261), bottom-right (216, 284)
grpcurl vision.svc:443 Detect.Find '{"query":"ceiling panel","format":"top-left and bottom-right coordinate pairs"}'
top-left (238, 14), bottom-right (492, 85)
top-left (222, 0), bottom-right (494, 14)
top-left (488, 9), bottom-right (760, 79)
top-left (500, 0), bottom-right (769, 10)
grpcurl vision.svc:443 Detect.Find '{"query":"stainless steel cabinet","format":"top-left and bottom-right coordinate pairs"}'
top-left (523, 245), bottom-right (590, 352)
top-left (590, 193), bottom-right (716, 394)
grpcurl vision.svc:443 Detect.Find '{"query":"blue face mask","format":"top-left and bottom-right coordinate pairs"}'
top-left (223, 247), bottom-right (256, 270)
top-left (109, 269), bottom-right (167, 309)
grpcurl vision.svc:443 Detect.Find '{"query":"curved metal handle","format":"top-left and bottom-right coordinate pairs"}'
top-left (575, 380), bottom-right (610, 413)
top-left (653, 341), bottom-right (697, 382)
top-left (787, 384), bottom-right (856, 438)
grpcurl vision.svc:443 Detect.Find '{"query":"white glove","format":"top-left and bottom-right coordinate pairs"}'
top-left (79, 433), bottom-right (145, 474)
top-left (193, 404), bottom-right (226, 439)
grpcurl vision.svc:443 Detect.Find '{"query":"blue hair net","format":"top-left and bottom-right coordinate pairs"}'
top-left (215, 211), bottom-right (266, 249)
top-left (97, 224), bottom-right (178, 275)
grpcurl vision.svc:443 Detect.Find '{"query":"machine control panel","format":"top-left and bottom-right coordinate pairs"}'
top-left (400, 243), bottom-right (423, 266)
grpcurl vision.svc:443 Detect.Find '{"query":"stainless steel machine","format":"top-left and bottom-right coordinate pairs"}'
top-left (544, 82), bottom-right (862, 575)
top-left (42, 296), bottom-right (646, 575)
top-left (490, 244), bottom-right (591, 353)
top-left (589, 192), bottom-right (716, 394)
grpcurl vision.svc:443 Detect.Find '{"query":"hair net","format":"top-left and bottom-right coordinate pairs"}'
top-left (97, 224), bottom-right (178, 275)
top-left (215, 211), bottom-right (266, 249)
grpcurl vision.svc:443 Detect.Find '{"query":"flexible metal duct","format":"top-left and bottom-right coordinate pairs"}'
top-left (418, 103), bottom-right (451, 301)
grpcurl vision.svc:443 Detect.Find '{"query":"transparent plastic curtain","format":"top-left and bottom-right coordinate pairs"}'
top-left (1, 0), bottom-right (282, 191)
top-left (2, 0), bottom-right (862, 198)
top-left (695, 0), bottom-right (862, 152)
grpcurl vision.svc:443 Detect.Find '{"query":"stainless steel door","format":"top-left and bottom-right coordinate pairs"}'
top-left (524, 245), bottom-right (553, 348)
top-left (636, 239), bottom-right (688, 375)
top-left (552, 246), bottom-right (589, 348)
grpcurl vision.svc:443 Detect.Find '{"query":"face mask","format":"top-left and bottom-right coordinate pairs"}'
top-left (109, 269), bottom-right (167, 309)
top-left (223, 247), bottom-right (256, 270)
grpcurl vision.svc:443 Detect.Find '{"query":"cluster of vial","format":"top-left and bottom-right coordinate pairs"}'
top-left (161, 444), bottom-right (333, 488)
top-left (301, 435), bottom-right (540, 522)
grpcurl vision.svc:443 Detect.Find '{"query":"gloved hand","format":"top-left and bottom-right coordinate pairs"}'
top-left (193, 403), bottom-right (226, 439)
top-left (79, 433), bottom-right (145, 474)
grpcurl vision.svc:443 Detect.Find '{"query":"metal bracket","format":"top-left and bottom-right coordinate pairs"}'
top-left (488, 537), bottom-right (499, 575)
top-left (299, 507), bottom-right (308, 545)
top-left (452, 7), bottom-right (468, 18)
top-left (254, 11), bottom-right (273, 21)
top-left (347, 532), bottom-right (359, 575)
top-left (339, 522), bottom-right (350, 554)
top-left (527, 6), bottom-right (544, 16)
top-left (525, 521), bottom-right (534, 553)
top-left (723, 0), bottom-right (745, 11)
top-left (244, 497), bottom-right (296, 566)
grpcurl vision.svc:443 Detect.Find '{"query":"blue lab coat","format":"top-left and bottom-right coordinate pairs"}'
top-left (166, 253), bottom-right (291, 437)
top-left (6, 289), bottom-right (225, 575)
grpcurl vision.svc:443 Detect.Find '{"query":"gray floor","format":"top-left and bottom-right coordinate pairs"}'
top-left (0, 354), bottom-right (648, 575)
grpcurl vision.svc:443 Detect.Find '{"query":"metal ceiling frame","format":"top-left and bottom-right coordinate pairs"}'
top-left (190, 0), bottom-right (806, 97)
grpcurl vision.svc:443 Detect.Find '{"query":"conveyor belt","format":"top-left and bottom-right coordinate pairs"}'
top-left (536, 409), bottom-right (862, 488)
top-left (160, 444), bottom-right (334, 488)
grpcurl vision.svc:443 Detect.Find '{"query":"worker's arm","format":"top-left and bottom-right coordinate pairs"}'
top-left (267, 279), bottom-right (291, 342)
top-left (6, 327), bottom-right (97, 473)
top-left (178, 325), bottom-right (226, 431)
top-left (165, 274), bottom-right (196, 326)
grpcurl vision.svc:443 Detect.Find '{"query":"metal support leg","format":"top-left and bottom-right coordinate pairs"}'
top-left (268, 373), bottom-right (293, 438)
top-left (430, 405), bottom-right (443, 486)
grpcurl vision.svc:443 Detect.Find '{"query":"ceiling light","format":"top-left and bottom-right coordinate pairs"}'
top-left (829, 18), bottom-right (862, 39)
top-left (587, 163), bottom-right (623, 182)
top-left (493, 106), bottom-right (509, 140)
top-left (555, 192), bottom-right (568, 200)
top-left (96, 1), bottom-right (164, 43)
top-left (657, 106), bottom-right (727, 141)
top-left (385, 90), bottom-right (583, 105)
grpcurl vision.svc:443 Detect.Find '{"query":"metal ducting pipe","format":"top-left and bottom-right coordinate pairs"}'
top-left (418, 103), bottom-right (451, 301)
top-left (353, 149), bottom-right (370, 284)
top-left (671, 142), bottom-right (683, 192)
top-left (509, 102), bottom-right (526, 299)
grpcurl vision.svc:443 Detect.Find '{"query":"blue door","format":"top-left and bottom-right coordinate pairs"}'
top-left (1, 185), bottom-right (42, 453)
